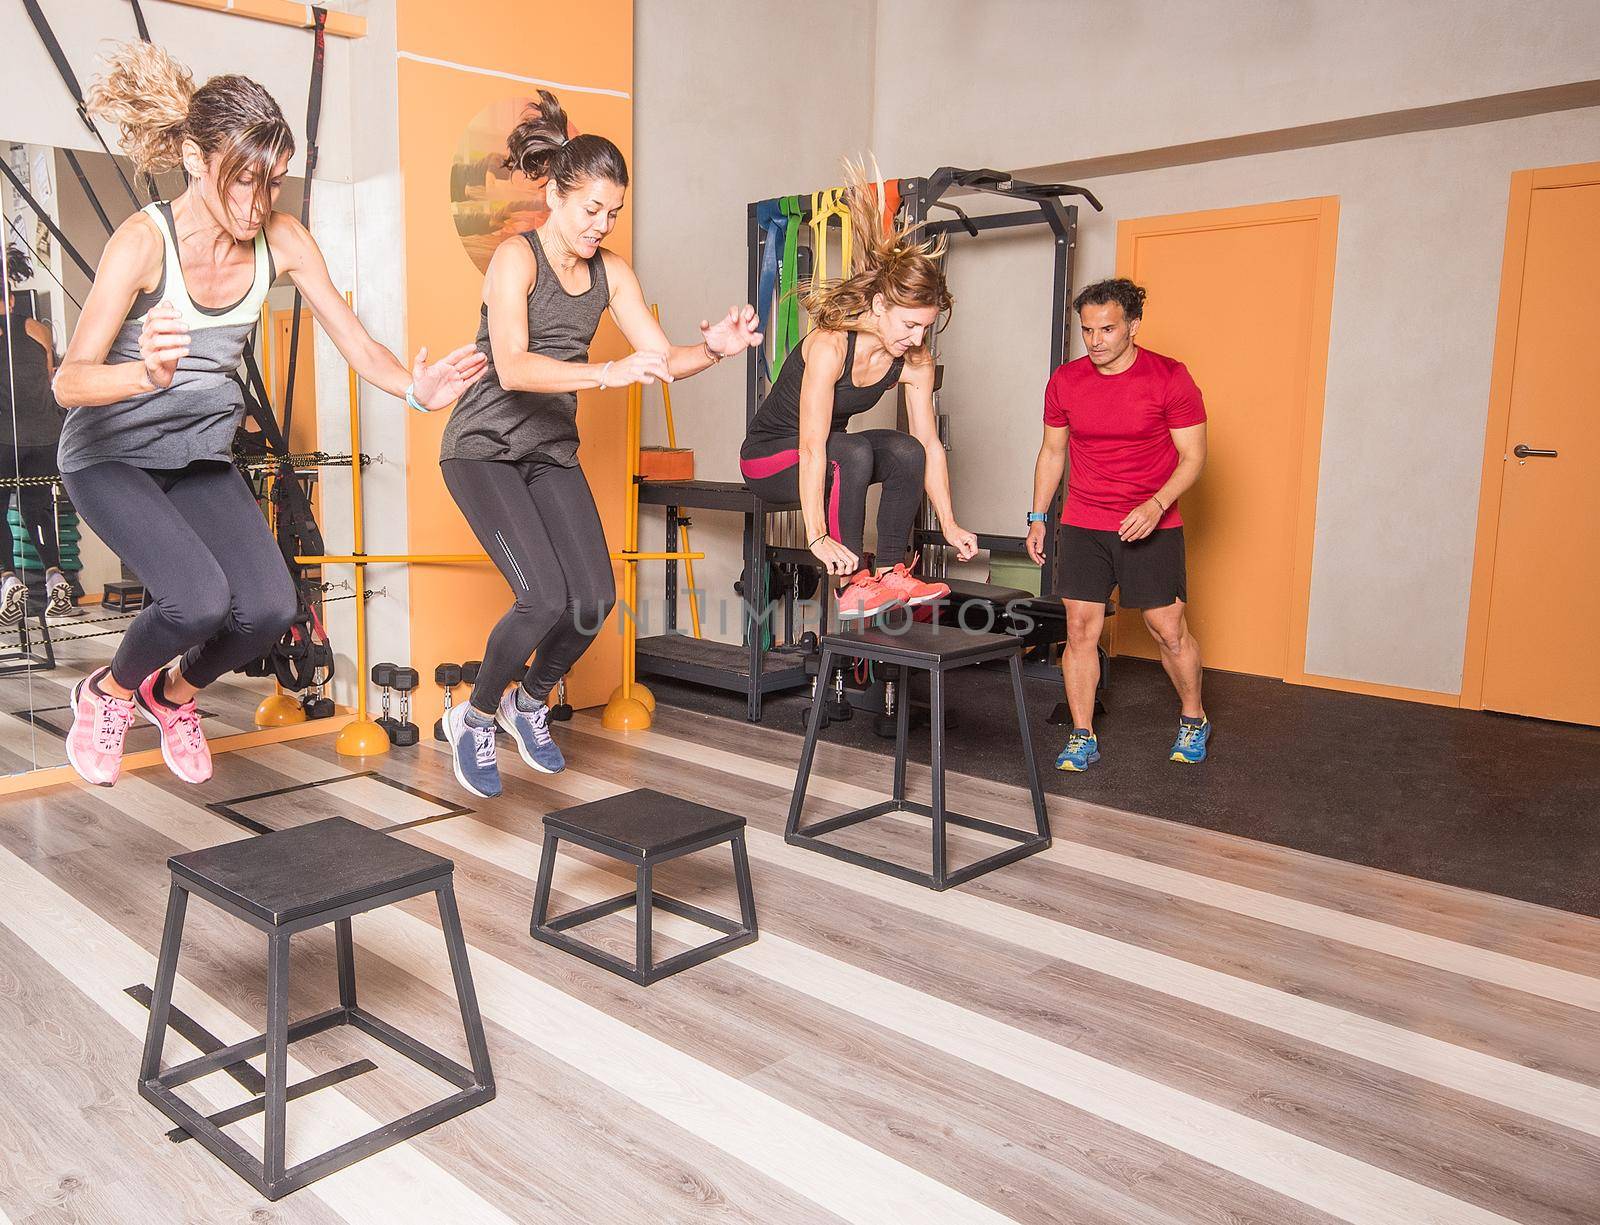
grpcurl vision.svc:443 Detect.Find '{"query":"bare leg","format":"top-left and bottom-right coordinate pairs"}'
top-left (1142, 600), bottom-right (1204, 719)
top-left (1062, 599), bottom-right (1107, 733)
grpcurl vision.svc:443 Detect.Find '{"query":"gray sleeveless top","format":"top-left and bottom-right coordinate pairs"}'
top-left (439, 228), bottom-right (609, 467)
top-left (57, 201), bottom-right (271, 474)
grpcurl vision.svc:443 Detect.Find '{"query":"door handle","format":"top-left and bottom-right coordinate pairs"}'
top-left (1512, 444), bottom-right (1558, 459)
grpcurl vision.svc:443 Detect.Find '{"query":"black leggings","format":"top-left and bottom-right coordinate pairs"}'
top-left (442, 457), bottom-right (616, 715)
top-left (739, 429), bottom-right (925, 561)
top-left (61, 460), bottom-right (298, 691)
top-left (1, 445), bottom-right (64, 574)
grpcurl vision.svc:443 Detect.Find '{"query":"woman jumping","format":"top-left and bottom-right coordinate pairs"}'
top-left (440, 89), bottom-right (761, 799)
top-left (53, 43), bottom-right (485, 787)
top-left (740, 162), bottom-right (978, 621)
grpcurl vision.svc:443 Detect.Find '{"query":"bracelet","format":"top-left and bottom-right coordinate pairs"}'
top-left (808, 533), bottom-right (828, 547)
top-left (404, 383), bottom-right (427, 412)
top-left (1151, 494), bottom-right (1166, 513)
top-left (598, 360), bottom-right (614, 389)
top-left (703, 340), bottom-right (724, 363)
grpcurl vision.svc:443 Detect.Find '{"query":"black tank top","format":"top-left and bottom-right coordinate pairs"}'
top-left (0, 313), bottom-right (59, 447)
top-left (742, 329), bottom-right (903, 456)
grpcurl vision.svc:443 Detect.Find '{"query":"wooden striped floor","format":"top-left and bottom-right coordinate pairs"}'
top-left (0, 683), bottom-right (1595, 1223)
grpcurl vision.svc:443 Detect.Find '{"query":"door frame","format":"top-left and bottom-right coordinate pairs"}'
top-left (1460, 161), bottom-right (1600, 711)
top-left (1112, 196), bottom-right (1339, 684)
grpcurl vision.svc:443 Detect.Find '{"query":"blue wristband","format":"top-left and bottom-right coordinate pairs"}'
top-left (404, 383), bottom-right (427, 412)
top-left (1026, 511), bottom-right (1049, 525)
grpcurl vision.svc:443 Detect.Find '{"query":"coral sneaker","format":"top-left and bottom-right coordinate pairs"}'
top-left (135, 670), bottom-right (214, 784)
top-left (66, 667), bottom-right (137, 786)
top-left (875, 562), bottom-right (951, 606)
top-left (835, 571), bottom-right (898, 620)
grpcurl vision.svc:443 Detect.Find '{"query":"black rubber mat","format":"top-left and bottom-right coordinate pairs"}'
top-left (652, 657), bottom-right (1600, 918)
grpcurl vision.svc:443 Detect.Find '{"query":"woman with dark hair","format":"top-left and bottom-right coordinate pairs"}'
top-left (440, 89), bottom-right (761, 799)
top-left (740, 161), bottom-right (979, 621)
top-left (52, 43), bottom-right (486, 788)
top-left (0, 244), bottom-right (74, 624)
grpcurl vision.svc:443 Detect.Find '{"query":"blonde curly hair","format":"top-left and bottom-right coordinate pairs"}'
top-left (799, 156), bottom-right (952, 348)
top-left (88, 41), bottom-right (294, 225)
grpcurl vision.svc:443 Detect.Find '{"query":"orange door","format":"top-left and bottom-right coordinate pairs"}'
top-left (1470, 169), bottom-right (1600, 725)
top-left (1110, 199), bottom-right (1338, 678)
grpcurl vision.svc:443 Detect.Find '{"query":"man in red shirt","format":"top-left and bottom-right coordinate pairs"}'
top-left (1025, 278), bottom-right (1211, 769)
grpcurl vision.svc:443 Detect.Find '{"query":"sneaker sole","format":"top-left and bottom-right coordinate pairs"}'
top-left (494, 710), bottom-right (562, 774)
top-left (1055, 752), bottom-right (1101, 773)
top-left (445, 714), bottom-right (502, 798)
top-left (135, 694), bottom-right (212, 785)
top-left (1169, 751), bottom-right (1207, 764)
top-left (64, 679), bottom-right (117, 787)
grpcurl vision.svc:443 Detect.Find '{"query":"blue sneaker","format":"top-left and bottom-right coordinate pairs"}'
top-left (1170, 718), bottom-right (1211, 764)
top-left (497, 692), bottom-right (565, 774)
top-left (446, 703), bottom-right (502, 798)
top-left (1055, 728), bottom-right (1101, 772)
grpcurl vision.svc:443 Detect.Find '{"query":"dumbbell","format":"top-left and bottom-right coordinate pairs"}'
top-left (433, 662), bottom-right (463, 741)
top-left (387, 666), bottom-right (420, 746)
top-left (371, 662), bottom-right (400, 738)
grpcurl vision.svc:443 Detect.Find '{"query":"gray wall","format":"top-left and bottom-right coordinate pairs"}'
top-left (633, 0), bottom-right (1600, 695)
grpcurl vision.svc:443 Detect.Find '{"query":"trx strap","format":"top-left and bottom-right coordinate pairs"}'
top-left (128, 0), bottom-right (151, 41)
top-left (0, 160), bottom-right (95, 280)
top-left (772, 195), bottom-right (803, 377)
top-left (2, 215), bottom-right (82, 310)
top-left (278, 6), bottom-right (328, 448)
top-left (754, 199), bottom-right (787, 379)
top-left (808, 187), bottom-right (853, 296)
top-left (21, 0), bottom-right (145, 213)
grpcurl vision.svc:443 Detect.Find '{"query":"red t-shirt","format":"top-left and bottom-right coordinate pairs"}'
top-left (1042, 347), bottom-right (1207, 531)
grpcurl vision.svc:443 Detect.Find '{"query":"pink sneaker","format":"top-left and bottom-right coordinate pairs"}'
top-left (835, 571), bottom-right (898, 620)
top-left (66, 667), bottom-right (137, 787)
top-left (875, 562), bottom-right (951, 606)
top-left (135, 670), bottom-right (213, 785)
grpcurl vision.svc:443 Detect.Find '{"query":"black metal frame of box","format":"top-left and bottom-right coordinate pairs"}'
top-left (786, 627), bottom-right (1052, 890)
top-left (531, 821), bottom-right (758, 986)
top-left (138, 863), bottom-right (494, 1201)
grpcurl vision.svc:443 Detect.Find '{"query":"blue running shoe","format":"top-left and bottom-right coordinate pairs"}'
top-left (497, 692), bottom-right (565, 773)
top-left (446, 703), bottom-right (502, 798)
top-left (1170, 718), bottom-right (1211, 764)
top-left (1055, 728), bottom-right (1101, 772)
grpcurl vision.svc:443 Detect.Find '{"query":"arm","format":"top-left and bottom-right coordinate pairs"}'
top-left (1026, 424), bottom-right (1068, 564)
top-left (795, 333), bottom-right (858, 576)
top-left (52, 215), bottom-right (177, 408)
top-left (603, 251), bottom-right (760, 381)
top-left (903, 353), bottom-right (977, 560)
top-left (267, 212), bottom-right (485, 408)
top-left (482, 240), bottom-right (666, 394)
top-left (1119, 422), bottom-right (1207, 542)
top-left (26, 320), bottom-right (54, 381)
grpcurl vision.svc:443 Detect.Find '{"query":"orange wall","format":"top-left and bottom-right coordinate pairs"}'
top-left (395, 1), bottom-right (633, 722)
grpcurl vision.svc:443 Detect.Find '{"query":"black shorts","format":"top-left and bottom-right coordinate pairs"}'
top-left (1055, 524), bottom-right (1186, 609)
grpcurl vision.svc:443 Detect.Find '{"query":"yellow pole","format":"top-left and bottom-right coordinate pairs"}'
top-left (650, 304), bottom-right (703, 639)
top-left (335, 289), bottom-right (390, 756)
top-left (252, 303), bottom-right (309, 726)
top-left (604, 381), bottom-right (651, 729)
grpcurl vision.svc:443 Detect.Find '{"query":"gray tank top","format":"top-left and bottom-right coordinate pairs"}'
top-left (57, 201), bottom-right (271, 474)
top-left (439, 228), bottom-right (609, 467)
top-left (0, 314), bottom-right (59, 447)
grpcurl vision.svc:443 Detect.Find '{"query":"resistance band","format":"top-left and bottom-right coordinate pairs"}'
top-left (772, 195), bottom-right (803, 377)
top-left (808, 186), bottom-right (853, 299)
top-left (754, 198), bottom-right (786, 378)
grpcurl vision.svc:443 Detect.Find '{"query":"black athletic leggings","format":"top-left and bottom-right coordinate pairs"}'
top-left (442, 457), bottom-right (616, 715)
top-left (739, 429), bottom-right (925, 561)
top-left (61, 460), bottom-right (298, 691)
top-left (1, 444), bottom-right (63, 574)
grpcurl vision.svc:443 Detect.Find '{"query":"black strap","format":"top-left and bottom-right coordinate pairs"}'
top-left (279, 7), bottom-right (328, 446)
top-left (21, 0), bottom-right (144, 212)
top-left (127, 0), bottom-right (161, 202)
top-left (2, 215), bottom-right (83, 310)
top-left (0, 159), bottom-right (95, 280)
top-left (63, 149), bottom-right (116, 237)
